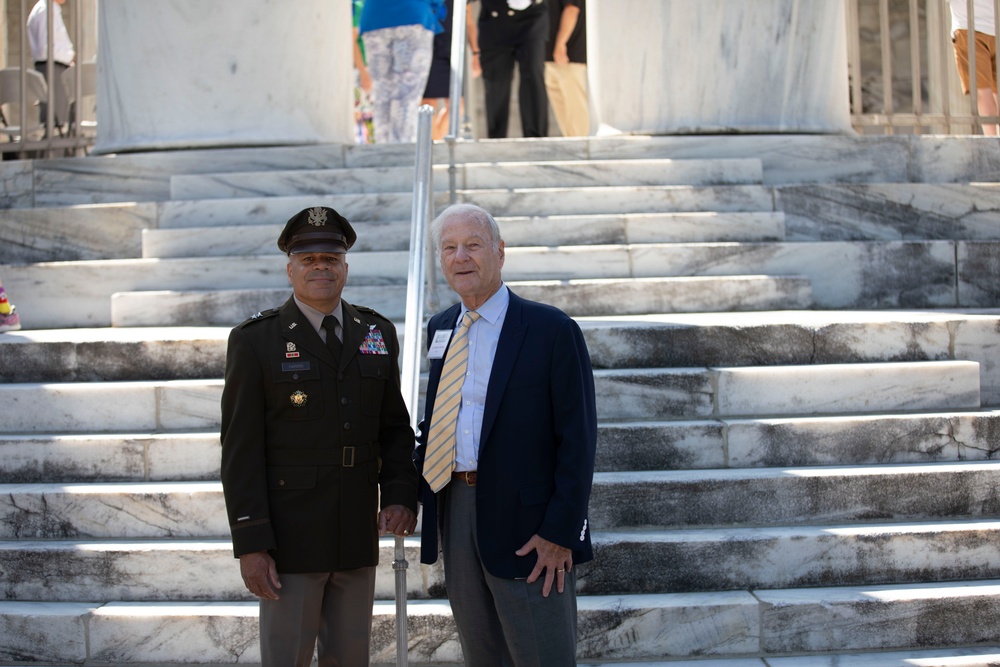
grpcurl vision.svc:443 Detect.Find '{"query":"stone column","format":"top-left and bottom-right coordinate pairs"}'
top-left (93, 0), bottom-right (354, 154)
top-left (587, 0), bottom-right (852, 134)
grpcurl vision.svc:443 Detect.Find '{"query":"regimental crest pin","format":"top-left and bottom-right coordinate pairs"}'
top-left (307, 207), bottom-right (328, 227)
top-left (287, 342), bottom-right (296, 352)
top-left (285, 341), bottom-right (300, 359)
top-left (290, 390), bottom-right (308, 407)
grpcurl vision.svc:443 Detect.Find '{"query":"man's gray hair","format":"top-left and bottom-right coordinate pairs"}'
top-left (430, 203), bottom-right (503, 251)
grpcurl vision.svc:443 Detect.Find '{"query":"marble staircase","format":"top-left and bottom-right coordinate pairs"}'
top-left (2, 135), bottom-right (1000, 665)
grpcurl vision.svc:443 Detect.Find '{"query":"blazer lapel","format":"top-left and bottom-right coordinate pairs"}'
top-left (480, 293), bottom-right (526, 447)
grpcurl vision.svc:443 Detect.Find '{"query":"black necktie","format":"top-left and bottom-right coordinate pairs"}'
top-left (322, 315), bottom-right (342, 359)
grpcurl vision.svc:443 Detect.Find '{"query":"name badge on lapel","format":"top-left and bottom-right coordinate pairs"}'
top-left (428, 329), bottom-right (452, 360)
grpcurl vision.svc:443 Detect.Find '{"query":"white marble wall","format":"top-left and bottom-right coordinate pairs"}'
top-left (93, 0), bottom-right (354, 154)
top-left (588, 0), bottom-right (852, 134)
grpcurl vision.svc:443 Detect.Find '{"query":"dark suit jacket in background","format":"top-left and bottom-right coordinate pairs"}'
top-left (416, 289), bottom-right (597, 578)
top-left (221, 297), bottom-right (418, 574)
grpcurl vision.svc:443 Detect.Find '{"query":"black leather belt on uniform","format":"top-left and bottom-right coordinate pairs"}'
top-left (267, 444), bottom-right (374, 468)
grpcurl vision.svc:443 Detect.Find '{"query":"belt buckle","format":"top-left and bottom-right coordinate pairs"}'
top-left (464, 471), bottom-right (477, 487)
top-left (342, 446), bottom-right (355, 468)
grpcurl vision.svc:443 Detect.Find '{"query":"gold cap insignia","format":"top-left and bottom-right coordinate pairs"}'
top-left (307, 207), bottom-right (328, 227)
top-left (290, 390), bottom-right (308, 407)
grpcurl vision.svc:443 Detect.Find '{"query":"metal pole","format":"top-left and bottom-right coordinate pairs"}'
top-left (909, 0), bottom-right (923, 132)
top-left (446, 0), bottom-right (468, 206)
top-left (878, 0), bottom-right (894, 133)
top-left (45, 0), bottom-right (55, 154)
top-left (397, 104), bottom-right (435, 667)
top-left (968, 0), bottom-right (980, 131)
top-left (18, 0), bottom-right (28, 158)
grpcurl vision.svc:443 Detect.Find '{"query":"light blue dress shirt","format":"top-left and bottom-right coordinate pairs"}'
top-left (454, 284), bottom-right (509, 472)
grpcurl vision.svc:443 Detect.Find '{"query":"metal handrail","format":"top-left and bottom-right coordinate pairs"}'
top-left (3, 0), bottom-right (94, 159)
top-left (396, 104), bottom-right (435, 667)
top-left (847, 0), bottom-right (1000, 133)
top-left (446, 0), bottom-right (468, 206)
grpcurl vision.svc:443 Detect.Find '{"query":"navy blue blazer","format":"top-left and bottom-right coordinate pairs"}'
top-left (416, 290), bottom-right (597, 579)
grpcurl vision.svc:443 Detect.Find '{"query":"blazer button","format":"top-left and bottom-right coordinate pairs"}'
top-left (507, 9), bottom-right (514, 15)
top-left (341, 397), bottom-right (349, 405)
top-left (279, 479), bottom-right (285, 486)
top-left (292, 374), bottom-right (299, 380)
top-left (344, 422), bottom-right (352, 430)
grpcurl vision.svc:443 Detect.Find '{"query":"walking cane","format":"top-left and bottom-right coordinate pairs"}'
top-left (397, 104), bottom-right (435, 667)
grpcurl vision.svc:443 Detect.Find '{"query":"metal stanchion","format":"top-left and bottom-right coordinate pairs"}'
top-left (397, 104), bottom-right (435, 667)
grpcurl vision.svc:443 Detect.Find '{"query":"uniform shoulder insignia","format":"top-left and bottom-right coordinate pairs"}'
top-left (355, 305), bottom-right (390, 323)
top-left (236, 307), bottom-right (279, 328)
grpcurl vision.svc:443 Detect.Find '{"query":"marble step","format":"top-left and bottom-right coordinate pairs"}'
top-left (155, 184), bottom-right (776, 229)
top-left (14, 178), bottom-right (1000, 267)
top-left (5, 520), bottom-right (1000, 601)
top-left (2, 238), bottom-right (982, 329)
top-left (168, 158), bottom-right (765, 200)
top-left (29, 135), bottom-right (1000, 210)
top-left (1, 310), bottom-right (996, 401)
top-left (0, 361), bottom-right (980, 433)
top-left (587, 461), bottom-right (1000, 530)
top-left (142, 211), bottom-right (787, 258)
top-left (3, 410), bottom-right (999, 484)
top-left (763, 649), bottom-right (1000, 667)
top-left (16, 179), bottom-right (1000, 267)
top-left (6, 582), bottom-right (1000, 663)
top-left (4, 461), bottom-right (999, 538)
top-left (14, 655), bottom-right (1000, 667)
top-left (779, 183), bottom-right (1000, 242)
top-left (109, 275), bottom-right (813, 327)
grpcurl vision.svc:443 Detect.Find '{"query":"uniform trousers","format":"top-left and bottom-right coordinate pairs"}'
top-left (479, 14), bottom-right (549, 138)
top-left (544, 61), bottom-right (590, 137)
top-left (259, 567), bottom-right (376, 667)
top-left (442, 479), bottom-right (578, 666)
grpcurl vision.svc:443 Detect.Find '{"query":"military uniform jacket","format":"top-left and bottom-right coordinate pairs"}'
top-left (220, 296), bottom-right (418, 573)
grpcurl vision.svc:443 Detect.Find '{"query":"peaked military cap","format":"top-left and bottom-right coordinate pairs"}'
top-left (277, 206), bottom-right (357, 254)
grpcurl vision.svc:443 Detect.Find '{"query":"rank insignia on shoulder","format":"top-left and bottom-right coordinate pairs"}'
top-left (290, 390), bottom-right (308, 407)
top-left (251, 311), bottom-right (263, 319)
top-left (360, 325), bottom-right (389, 355)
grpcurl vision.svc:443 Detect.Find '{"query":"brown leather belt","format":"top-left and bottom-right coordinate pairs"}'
top-left (452, 471), bottom-right (477, 487)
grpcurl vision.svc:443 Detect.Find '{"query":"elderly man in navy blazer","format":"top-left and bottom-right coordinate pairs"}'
top-left (415, 203), bottom-right (597, 665)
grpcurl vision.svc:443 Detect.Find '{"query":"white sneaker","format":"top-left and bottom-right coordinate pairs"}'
top-left (0, 306), bottom-right (22, 332)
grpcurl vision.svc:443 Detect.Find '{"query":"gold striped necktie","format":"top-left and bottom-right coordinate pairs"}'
top-left (423, 310), bottom-right (481, 492)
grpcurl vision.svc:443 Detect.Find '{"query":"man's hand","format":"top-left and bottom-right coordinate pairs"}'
top-left (378, 504), bottom-right (417, 537)
top-left (516, 534), bottom-right (573, 597)
top-left (239, 550), bottom-right (281, 600)
top-left (553, 42), bottom-right (570, 65)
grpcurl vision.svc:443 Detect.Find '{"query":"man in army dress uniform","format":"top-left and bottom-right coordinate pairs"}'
top-left (220, 206), bottom-right (418, 666)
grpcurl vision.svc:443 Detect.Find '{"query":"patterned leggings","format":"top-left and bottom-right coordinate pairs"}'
top-left (363, 24), bottom-right (434, 144)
